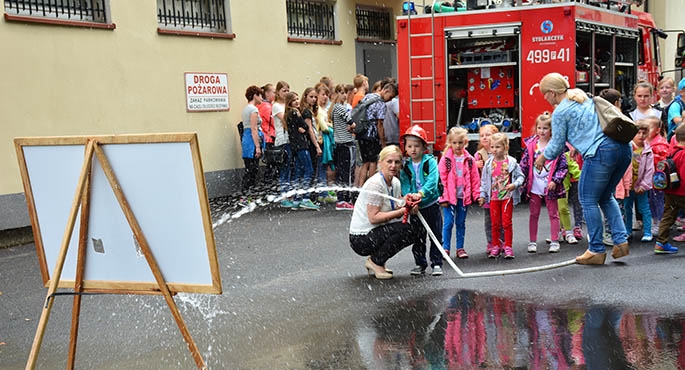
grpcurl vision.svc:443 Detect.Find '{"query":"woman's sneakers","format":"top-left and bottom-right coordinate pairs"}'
top-left (654, 242), bottom-right (679, 254)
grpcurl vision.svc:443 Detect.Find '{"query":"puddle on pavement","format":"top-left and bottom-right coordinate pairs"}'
top-left (360, 290), bottom-right (685, 370)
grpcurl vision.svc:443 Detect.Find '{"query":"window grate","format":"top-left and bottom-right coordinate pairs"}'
top-left (4, 0), bottom-right (108, 23)
top-left (286, 0), bottom-right (335, 40)
top-left (356, 6), bottom-right (392, 40)
top-left (157, 0), bottom-right (227, 33)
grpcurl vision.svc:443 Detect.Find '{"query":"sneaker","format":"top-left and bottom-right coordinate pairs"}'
top-left (488, 245), bottom-right (501, 258)
top-left (335, 201), bottom-right (354, 211)
top-left (431, 266), bottom-right (444, 276)
top-left (291, 201), bottom-right (301, 210)
top-left (640, 234), bottom-right (653, 242)
top-left (486, 243), bottom-right (494, 256)
top-left (410, 265), bottom-right (427, 275)
top-left (549, 241), bottom-right (560, 253)
top-left (527, 242), bottom-right (537, 253)
top-left (565, 232), bottom-right (578, 245)
top-left (655, 241), bottom-right (679, 254)
top-left (280, 200), bottom-right (294, 208)
top-left (573, 226), bottom-right (584, 240)
top-left (503, 246), bottom-right (515, 259)
top-left (299, 199), bottom-right (320, 210)
top-left (603, 232), bottom-right (613, 246)
top-left (673, 233), bottom-right (685, 242)
top-left (443, 249), bottom-right (451, 258)
top-left (676, 217), bottom-right (685, 227)
top-left (456, 249), bottom-right (469, 259)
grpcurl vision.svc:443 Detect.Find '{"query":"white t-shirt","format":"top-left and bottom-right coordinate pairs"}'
top-left (272, 102), bottom-right (289, 146)
top-left (349, 172), bottom-right (403, 235)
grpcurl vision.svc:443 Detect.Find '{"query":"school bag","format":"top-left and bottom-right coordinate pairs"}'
top-left (403, 158), bottom-right (454, 197)
top-left (653, 147), bottom-right (683, 190)
top-left (351, 94), bottom-right (383, 137)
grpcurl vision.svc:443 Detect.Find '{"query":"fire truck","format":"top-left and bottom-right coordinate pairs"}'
top-left (397, 0), bottom-right (668, 155)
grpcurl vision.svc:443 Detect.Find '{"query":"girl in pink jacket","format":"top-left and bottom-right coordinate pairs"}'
top-left (438, 127), bottom-right (481, 258)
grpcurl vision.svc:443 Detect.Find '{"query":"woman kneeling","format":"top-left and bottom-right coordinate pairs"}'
top-left (349, 145), bottom-right (423, 279)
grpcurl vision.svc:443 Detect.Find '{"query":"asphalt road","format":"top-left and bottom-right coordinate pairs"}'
top-left (1, 201), bottom-right (685, 369)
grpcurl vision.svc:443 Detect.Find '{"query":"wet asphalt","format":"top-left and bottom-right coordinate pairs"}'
top-left (2, 199), bottom-right (685, 369)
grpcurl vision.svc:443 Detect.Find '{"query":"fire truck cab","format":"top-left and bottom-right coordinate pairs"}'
top-left (397, 0), bottom-right (665, 155)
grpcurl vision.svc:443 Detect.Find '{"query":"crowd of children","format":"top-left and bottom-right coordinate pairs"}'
top-left (244, 75), bottom-right (685, 275)
top-left (397, 77), bottom-right (685, 275)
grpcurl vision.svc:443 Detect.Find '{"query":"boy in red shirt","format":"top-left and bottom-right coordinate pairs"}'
top-left (654, 124), bottom-right (685, 253)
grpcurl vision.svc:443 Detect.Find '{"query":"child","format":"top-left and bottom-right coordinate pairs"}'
top-left (557, 147), bottom-right (582, 244)
top-left (329, 84), bottom-right (356, 210)
top-left (520, 113), bottom-right (568, 253)
top-left (629, 81), bottom-right (663, 122)
top-left (399, 125), bottom-right (444, 276)
top-left (654, 124), bottom-right (685, 254)
top-left (646, 115), bottom-right (669, 236)
top-left (438, 127), bottom-right (481, 259)
top-left (474, 124), bottom-right (500, 255)
top-left (624, 119), bottom-right (655, 242)
top-left (285, 92), bottom-right (319, 210)
top-left (315, 83), bottom-right (336, 203)
top-left (478, 133), bottom-right (524, 258)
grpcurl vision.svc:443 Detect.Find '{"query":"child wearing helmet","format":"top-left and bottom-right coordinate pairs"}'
top-left (399, 125), bottom-right (444, 276)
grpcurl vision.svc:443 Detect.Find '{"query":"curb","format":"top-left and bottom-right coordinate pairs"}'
top-left (0, 226), bottom-right (34, 249)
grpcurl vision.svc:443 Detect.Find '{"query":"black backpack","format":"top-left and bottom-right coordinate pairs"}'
top-left (653, 147), bottom-right (683, 191)
top-left (657, 99), bottom-right (685, 141)
top-left (351, 94), bottom-right (382, 136)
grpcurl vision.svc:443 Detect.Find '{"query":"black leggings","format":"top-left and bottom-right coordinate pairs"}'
top-left (349, 220), bottom-right (423, 266)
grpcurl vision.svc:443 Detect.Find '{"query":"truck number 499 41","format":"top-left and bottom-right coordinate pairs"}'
top-left (526, 48), bottom-right (571, 64)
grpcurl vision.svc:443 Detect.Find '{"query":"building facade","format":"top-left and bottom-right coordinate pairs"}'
top-left (1, 0), bottom-right (682, 230)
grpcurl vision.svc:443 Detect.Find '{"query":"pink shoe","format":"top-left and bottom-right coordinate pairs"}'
top-left (486, 242), bottom-right (494, 256)
top-left (503, 246), bottom-right (515, 259)
top-left (456, 248), bottom-right (469, 259)
top-left (488, 245), bottom-right (501, 258)
top-left (673, 233), bottom-right (685, 242)
top-left (573, 226), bottom-right (583, 240)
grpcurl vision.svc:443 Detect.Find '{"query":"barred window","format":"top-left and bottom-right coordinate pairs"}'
top-left (4, 0), bottom-right (108, 23)
top-left (356, 6), bottom-right (392, 41)
top-left (286, 0), bottom-right (336, 41)
top-left (157, 0), bottom-right (229, 34)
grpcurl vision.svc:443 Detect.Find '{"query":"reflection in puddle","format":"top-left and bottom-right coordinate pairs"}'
top-left (361, 290), bottom-right (685, 369)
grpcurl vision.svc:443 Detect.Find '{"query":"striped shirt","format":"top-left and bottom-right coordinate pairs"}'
top-left (331, 103), bottom-right (355, 144)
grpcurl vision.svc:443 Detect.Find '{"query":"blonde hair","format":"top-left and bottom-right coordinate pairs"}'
top-left (635, 118), bottom-right (650, 132)
top-left (490, 133), bottom-right (509, 150)
top-left (645, 115), bottom-right (664, 137)
top-left (658, 77), bottom-right (675, 89)
top-left (534, 112), bottom-right (552, 134)
top-left (477, 124), bottom-right (499, 150)
top-left (445, 126), bottom-right (468, 148)
top-left (540, 72), bottom-right (588, 104)
top-left (377, 145), bottom-right (402, 167)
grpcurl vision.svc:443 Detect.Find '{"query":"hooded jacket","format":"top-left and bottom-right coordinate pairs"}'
top-left (520, 135), bottom-right (568, 200)
top-left (400, 154), bottom-right (440, 208)
top-left (437, 147), bottom-right (481, 206)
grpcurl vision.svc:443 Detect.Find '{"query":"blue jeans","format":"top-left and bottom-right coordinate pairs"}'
top-left (293, 149), bottom-right (313, 201)
top-left (624, 190), bottom-right (652, 237)
top-left (578, 138), bottom-right (631, 253)
top-left (442, 200), bottom-right (468, 252)
top-left (278, 144), bottom-right (292, 195)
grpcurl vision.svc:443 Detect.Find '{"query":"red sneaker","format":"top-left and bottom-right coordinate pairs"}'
top-left (503, 246), bottom-right (515, 259)
top-left (573, 226), bottom-right (584, 240)
top-left (456, 248), bottom-right (469, 259)
top-left (488, 245), bottom-right (501, 258)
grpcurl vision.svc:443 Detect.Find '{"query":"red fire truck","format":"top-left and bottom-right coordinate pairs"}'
top-left (397, 0), bottom-right (667, 155)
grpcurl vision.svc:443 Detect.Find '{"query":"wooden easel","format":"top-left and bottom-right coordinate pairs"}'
top-left (25, 139), bottom-right (207, 370)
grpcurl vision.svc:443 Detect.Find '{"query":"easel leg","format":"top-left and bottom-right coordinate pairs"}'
top-left (26, 140), bottom-right (95, 370)
top-left (67, 171), bottom-right (92, 369)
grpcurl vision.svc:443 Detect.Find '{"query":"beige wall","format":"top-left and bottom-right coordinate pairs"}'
top-left (1, 0), bottom-right (403, 197)
top-left (650, 0), bottom-right (685, 78)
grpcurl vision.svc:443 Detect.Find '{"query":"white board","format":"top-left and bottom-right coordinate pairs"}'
top-left (15, 134), bottom-right (222, 294)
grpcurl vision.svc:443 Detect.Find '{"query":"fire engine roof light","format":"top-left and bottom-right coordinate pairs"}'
top-left (402, 2), bottom-right (416, 15)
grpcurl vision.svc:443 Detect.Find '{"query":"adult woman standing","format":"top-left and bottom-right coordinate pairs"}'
top-left (534, 73), bottom-right (632, 265)
top-left (241, 85), bottom-right (264, 192)
top-left (349, 145), bottom-right (422, 279)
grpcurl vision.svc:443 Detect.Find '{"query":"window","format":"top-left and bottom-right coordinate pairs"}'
top-left (356, 6), bottom-right (393, 41)
top-left (286, 0), bottom-right (336, 41)
top-left (4, 0), bottom-right (109, 24)
top-left (157, 0), bottom-right (230, 35)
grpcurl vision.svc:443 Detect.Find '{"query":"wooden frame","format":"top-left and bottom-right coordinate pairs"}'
top-left (15, 133), bottom-right (221, 369)
top-left (15, 133), bottom-right (222, 294)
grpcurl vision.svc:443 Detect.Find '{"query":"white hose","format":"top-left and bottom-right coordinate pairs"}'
top-left (416, 212), bottom-right (577, 278)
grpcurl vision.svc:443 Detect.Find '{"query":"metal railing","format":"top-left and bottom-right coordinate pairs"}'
top-left (157, 0), bottom-right (227, 32)
top-left (4, 0), bottom-right (107, 23)
top-left (286, 0), bottom-right (335, 40)
top-left (355, 6), bottom-right (392, 40)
